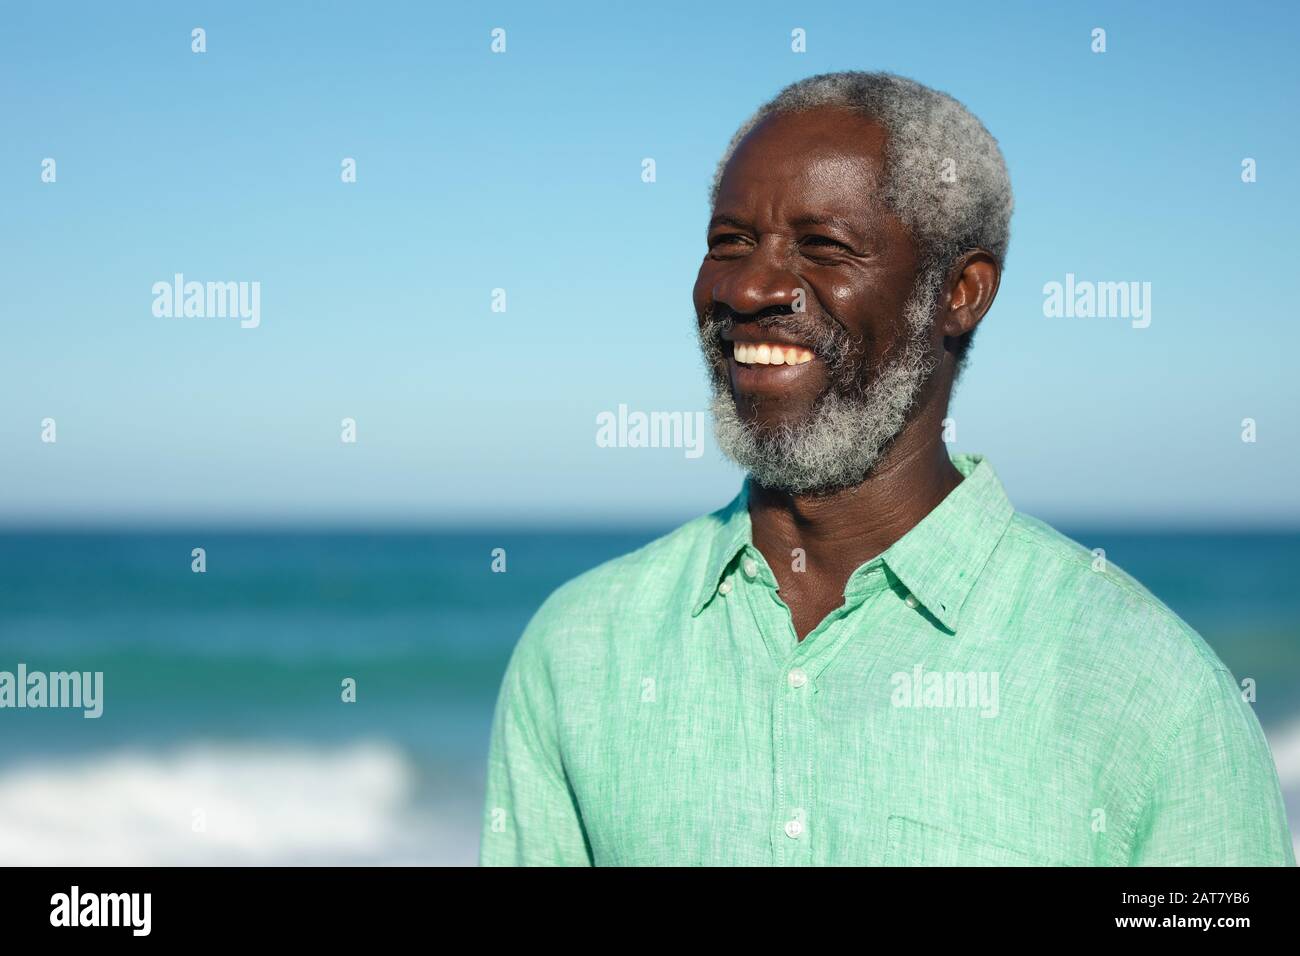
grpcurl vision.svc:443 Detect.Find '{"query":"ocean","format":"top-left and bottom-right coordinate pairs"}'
top-left (1, 528), bottom-right (1297, 865)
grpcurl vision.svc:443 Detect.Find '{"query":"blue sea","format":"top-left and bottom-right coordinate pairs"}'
top-left (1, 528), bottom-right (1297, 864)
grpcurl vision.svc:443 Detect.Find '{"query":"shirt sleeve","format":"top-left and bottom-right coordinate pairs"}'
top-left (1129, 664), bottom-right (1295, 866)
top-left (478, 612), bottom-right (593, 866)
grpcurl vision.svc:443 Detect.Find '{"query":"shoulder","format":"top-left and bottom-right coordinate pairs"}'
top-left (512, 504), bottom-right (728, 662)
top-left (984, 512), bottom-right (1274, 815)
top-left (997, 511), bottom-right (1231, 675)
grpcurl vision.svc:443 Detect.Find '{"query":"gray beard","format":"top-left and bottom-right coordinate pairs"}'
top-left (699, 272), bottom-right (941, 495)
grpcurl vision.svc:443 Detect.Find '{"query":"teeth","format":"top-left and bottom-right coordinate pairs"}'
top-left (733, 343), bottom-right (813, 366)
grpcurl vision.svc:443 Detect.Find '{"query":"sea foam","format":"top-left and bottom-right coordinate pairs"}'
top-left (0, 740), bottom-right (476, 865)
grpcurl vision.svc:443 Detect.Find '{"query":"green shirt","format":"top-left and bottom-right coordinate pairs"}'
top-left (479, 453), bottom-right (1294, 866)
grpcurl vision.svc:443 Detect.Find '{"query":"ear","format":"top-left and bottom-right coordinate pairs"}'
top-left (939, 251), bottom-right (1000, 339)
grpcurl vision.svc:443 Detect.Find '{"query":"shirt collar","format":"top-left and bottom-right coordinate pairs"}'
top-left (690, 453), bottom-right (1014, 632)
top-left (876, 452), bottom-right (1014, 631)
top-left (690, 479), bottom-right (756, 617)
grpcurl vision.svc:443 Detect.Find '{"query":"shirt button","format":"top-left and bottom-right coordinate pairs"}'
top-left (742, 558), bottom-right (758, 578)
top-left (718, 580), bottom-right (732, 596)
top-left (904, 593), bottom-right (918, 609)
top-left (784, 817), bottom-right (804, 839)
top-left (788, 667), bottom-right (807, 689)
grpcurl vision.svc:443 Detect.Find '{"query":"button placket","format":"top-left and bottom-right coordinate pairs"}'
top-left (776, 650), bottom-right (815, 865)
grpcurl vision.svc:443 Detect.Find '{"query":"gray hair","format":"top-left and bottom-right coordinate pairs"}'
top-left (708, 70), bottom-right (1013, 375)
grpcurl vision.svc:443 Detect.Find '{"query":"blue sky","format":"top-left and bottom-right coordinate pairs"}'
top-left (2, 0), bottom-right (1297, 527)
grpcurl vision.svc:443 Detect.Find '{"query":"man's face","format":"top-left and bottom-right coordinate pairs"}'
top-left (693, 106), bottom-right (942, 493)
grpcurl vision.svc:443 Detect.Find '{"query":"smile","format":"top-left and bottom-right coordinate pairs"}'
top-left (731, 342), bottom-right (814, 366)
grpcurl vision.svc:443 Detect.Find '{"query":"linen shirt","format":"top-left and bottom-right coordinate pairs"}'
top-left (479, 453), bottom-right (1294, 866)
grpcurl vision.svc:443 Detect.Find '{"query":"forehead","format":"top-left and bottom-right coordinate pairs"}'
top-left (714, 107), bottom-right (890, 221)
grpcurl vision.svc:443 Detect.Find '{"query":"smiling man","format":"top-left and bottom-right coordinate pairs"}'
top-left (480, 71), bottom-right (1294, 866)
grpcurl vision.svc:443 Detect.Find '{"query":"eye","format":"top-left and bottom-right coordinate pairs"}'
top-left (707, 233), bottom-right (750, 256)
top-left (801, 235), bottom-right (851, 255)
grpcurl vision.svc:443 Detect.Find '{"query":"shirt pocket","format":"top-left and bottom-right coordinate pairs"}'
top-left (886, 814), bottom-right (1056, 867)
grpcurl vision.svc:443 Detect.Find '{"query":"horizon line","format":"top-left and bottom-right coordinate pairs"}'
top-left (1, 517), bottom-right (1299, 536)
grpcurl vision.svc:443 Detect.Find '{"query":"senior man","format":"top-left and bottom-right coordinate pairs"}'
top-left (479, 71), bottom-right (1293, 866)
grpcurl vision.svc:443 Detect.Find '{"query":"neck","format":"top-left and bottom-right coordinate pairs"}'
top-left (748, 393), bottom-right (962, 591)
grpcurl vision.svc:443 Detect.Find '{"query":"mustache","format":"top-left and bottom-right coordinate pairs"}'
top-left (699, 305), bottom-right (854, 368)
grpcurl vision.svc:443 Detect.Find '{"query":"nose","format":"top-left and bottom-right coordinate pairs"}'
top-left (708, 239), bottom-right (802, 319)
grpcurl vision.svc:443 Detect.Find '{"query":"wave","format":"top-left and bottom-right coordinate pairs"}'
top-left (0, 741), bottom-right (478, 866)
top-left (1265, 719), bottom-right (1300, 861)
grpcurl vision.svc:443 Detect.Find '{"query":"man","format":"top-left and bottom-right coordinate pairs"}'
top-left (479, 71), bottom-right (1294, 866)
